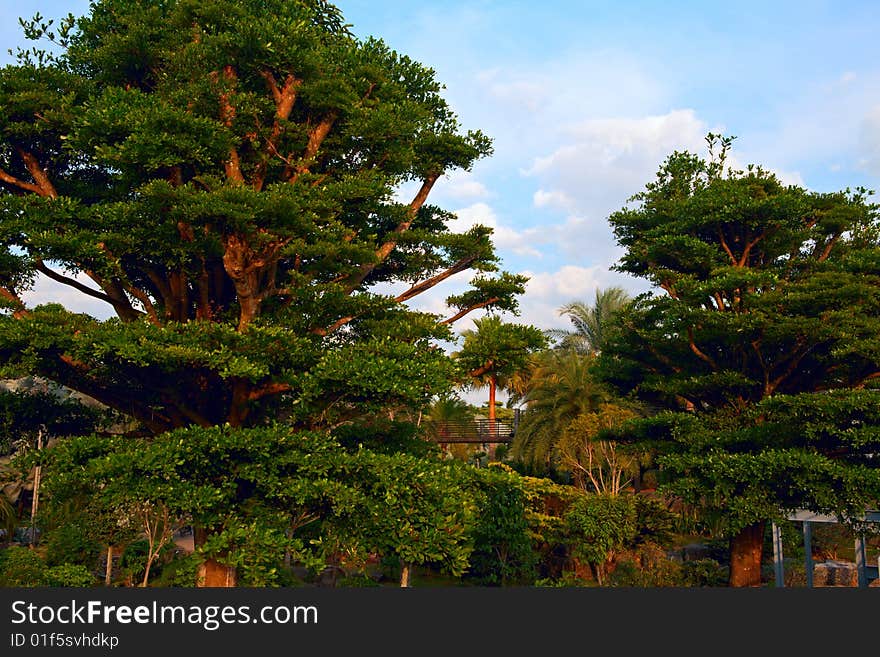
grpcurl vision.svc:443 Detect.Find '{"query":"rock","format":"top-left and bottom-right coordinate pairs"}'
top-left (667, 549), bottom-right (684, 564)
top-left (682, 543), bottom-right (711, 562)
top-left (290, 565), bottom-right (311, 581)
top-left (813, 560), bottom-right (859, 587)
top-left (316, 565), bottom-right (346, 587)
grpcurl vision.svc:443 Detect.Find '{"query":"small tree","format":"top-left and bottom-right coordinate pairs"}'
top-left (455, 316), bottom-right (547, 454)
top-left (509, 349), bottom-right (607, 471)
top-left (557, 404), bottom-right (638, 495)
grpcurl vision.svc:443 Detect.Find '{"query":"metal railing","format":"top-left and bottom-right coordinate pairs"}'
top-left (427, 419), bottom-right (517, 444)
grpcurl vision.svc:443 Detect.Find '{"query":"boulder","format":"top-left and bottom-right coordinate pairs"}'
top-left (682, 543), bottom-right (711, 562)
top-left (813, 560), bottom-right (858, 587)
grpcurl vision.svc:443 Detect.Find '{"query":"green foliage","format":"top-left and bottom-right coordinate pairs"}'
top-left (0, 0), bottom-right (521, 438)
top-left (565, 493), bottom-right (639, 584)
top-left (548, 287), bottom-right (632, 354)
top-left (598, 134), bottom-right (880, 541)
top-left (33, 425), bottom-right (484, 585)
top-left (44, 521), bottom-right (100, 568)
top-left (333, 417), bottom-right (438, 458)
top-left (0, 385), bottom-right (100, 454)
top-left (464, 465), bottom-right (537, 585)
top-left (607, 543), bottom-right (683, 587)
top-left (339, 451), bottom-right (476, 580)
top-left (153, 553), bottom-right (202, 588)
top-left (0, 545), bottom-right (46, 586)
top-left (43, 563), bottom-right (95, 587)
top-left (632, 495), bottom-right (678, 547)
top-left (0, 494), bottom-right (16, 541)
top-left (118, 539), bottom-right (150, 585)
top-left (456, 316), bottom-right (547, 389)
top-left (510, 350), bottom-right (609, 470)
top-left (680, 559), bottom-right (728, 587)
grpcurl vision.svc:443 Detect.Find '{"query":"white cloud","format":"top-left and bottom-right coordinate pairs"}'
top-left (21, 271), bottom-right (115, 320)
top-left (515, 265), bottom-right (649, 332)
top-left (858, 105), bottom-right (880, 176)
top-left (434, 170), bottom-right (490, 200)
top-left (524, 109), bottom-right (711, 212)
top-left (448, 202), bottom-right (542, 258)
top-left (519, 110), bottom-right (712, 262)
top-left (533, 189), bottom-right (575, 211)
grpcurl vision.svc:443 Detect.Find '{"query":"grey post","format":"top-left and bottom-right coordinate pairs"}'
top-left (803, 521), bottom-right (813, 588)
top-left (772, 522), bottom-right (785, 587)
top-left (855, 536), bottom-right (867, 588)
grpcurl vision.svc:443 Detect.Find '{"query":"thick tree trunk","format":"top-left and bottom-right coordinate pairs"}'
top-left (728, 521), bottom-right (765, 587)
top-left (194, 527), bottom-right (238, 587)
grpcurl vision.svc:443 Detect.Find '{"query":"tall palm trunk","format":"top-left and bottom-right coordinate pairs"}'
top-left (487, 375), bottom-right (497, 459)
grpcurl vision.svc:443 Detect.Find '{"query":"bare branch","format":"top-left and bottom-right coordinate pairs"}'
top-left (0, 165), bottom-right (44, 195)
top-left (395, 255), bottom-right (478, 303)
top-left (16, 147), bottom-right (58, 198)
top-left (441, 296), bottom-right (500, 325)
top-left (0, 286), bottom-right (29, 318)
top-left (687, 326), bottom-right (718, 369)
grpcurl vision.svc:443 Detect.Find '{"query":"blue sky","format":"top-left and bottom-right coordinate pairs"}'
top-left (4, 0), bottom-right (880, 334)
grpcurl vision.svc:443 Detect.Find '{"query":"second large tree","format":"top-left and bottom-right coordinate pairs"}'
top-left (599, 135), bottom-right (880, 586)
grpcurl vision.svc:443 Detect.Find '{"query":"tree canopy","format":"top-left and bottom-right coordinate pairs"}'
top-left (0, 0), bottom-right (525, 433)
top-left (597, 134), bottom-right (880, 585)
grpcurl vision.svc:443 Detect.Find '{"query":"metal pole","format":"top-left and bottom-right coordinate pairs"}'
top-left (803, 522), bottom-right (813, 588)
top-left (772, 522), bottom-right (785, 587)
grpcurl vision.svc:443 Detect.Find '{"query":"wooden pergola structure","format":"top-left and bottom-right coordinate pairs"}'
top-left (771, 509), bottom-right (880, 588)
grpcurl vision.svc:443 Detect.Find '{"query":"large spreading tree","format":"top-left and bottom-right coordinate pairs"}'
top-left (0, 0), bottom-right (528, 429)
top-left (0, 0), bottom-right (527, 585)
top-left (598, 135), bottom-right (880, 586)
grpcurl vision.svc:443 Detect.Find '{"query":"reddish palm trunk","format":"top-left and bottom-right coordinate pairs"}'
top-left (728, 521), bottom-right (765, 587)
top-left (488, 375), bottom-right (497, 460)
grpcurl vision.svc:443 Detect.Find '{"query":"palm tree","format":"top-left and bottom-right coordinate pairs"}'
top-left (547, 286), bottom-right (631, 354)
top-left (509, 349), bottom-right (607, 470)
top-left (456, 316), bottom-right (547, 452)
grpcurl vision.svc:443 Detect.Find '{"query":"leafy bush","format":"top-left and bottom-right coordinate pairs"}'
top-left (0, 546), bottom-right (47, 586)
top-left (565, 493), bottom-right (639, 584)
top-left (464, 466), bottom-right (537, 585)
top-left (44, 521), bottom-right (100, 568)
top-left (633, 496), bottom-right (677, 547)
top-left (44, 563), bottom-right (95, 587)
top-left (153, 554), bottom-right (202, 588)
top-left (608, 544), bottom-right (684, 587)
top-left (681, 559), bottom-right (728, 587)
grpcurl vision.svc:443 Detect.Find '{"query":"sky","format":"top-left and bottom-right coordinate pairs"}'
top-left (3, 1), bottom-right (880, 399)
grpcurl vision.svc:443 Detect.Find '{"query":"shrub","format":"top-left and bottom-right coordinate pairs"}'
top-left (464, 466), bottom-right (537, 585)
top-left (681, 558), bottom-right (728, 587)
top-left (633, 496), bottom-right (677, 547)
top-left (564, 493), bottom-right (638, 585)
top-left (0, 546), bottom-right (47, 586)
top-left (44, 563), bottom-right (95, 587)
top-left (44, 522), bottom-right (100, 568)
top-left (608, 543), bottom-right (684, 587)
